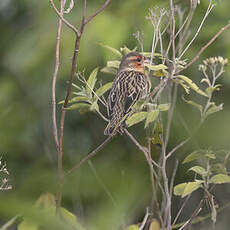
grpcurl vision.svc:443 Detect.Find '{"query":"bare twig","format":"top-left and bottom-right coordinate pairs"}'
top-left (66, 135), bottom-right (115, 175)
top-left (167, 138), bottom-right (190, 159)
top-left (50, 0), bottom-right (112, 211)
top-left (177, 20), bottom-right (230, 74)
top-left (52, 0), bottom-right (64, 214)
top-left (139, 207), bottom-right (150, 230)
top-left (49, 0), bottom-right (80, 35)
top-left (169, 160), bottom-right (178, 198)
top-left (84, 0), bottom-right (111, 25)
top-left (178, 0), bottom-right (214, 59)
top-left (51, 0), bottom-right (64, 152)
top-left (178, 199), bottom-right (203, 230)
top-left (172, 194), bottom-right (192, 226)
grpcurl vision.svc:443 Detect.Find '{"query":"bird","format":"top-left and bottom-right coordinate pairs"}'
top-left (104, 51), bottom-right (151, 136)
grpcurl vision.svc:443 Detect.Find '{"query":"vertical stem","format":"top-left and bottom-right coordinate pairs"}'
top-left (52, 0), bottom-right (64, 152)
top-left (56, 31), bottom-right (82, 212)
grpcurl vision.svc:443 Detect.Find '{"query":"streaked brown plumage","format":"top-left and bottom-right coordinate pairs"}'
top-left (104, 52), bottom-right (151, 136)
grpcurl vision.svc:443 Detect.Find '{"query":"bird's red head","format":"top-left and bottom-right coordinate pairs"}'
top-left (119, 52), bottom-right (147, 73)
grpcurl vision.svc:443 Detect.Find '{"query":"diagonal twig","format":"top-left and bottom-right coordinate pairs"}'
top-left (66, 135), bottom-right (115, 176)
top-left (49, 0), bottom-right (80, 35)
top-left (84, 0), bottom-right (111, 25)
top-left (177, 20), bottom-right (230, 74)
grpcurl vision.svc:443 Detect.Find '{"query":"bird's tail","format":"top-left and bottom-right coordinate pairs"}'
top-left (104, 119), bottom-right (126, 136)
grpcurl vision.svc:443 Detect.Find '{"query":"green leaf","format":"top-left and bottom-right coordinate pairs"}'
top-left (210, 174), bottom-right (230, 184)
top-left (183, 151), bottom-right (201, 164)
top-left (60, 96), bottom-right (89, 105)
top-left (145, 63), bottom-right (168, 71)
top-left (211, 163), bottom-right (227, 174)
top-left (182, 96), bottom-right (203, 114)
top-left (98, 43), bottom-right (122, 58)
top-left (90, 101), bottom-right (99, 111)
top-left (174, 182), bottom-right (202, 197)
top-left (176, 75), bottom-right (208, 97)
top-left (66, 103), bottom-right (90, 113)
top-left (0, 216), bottom-right (19, 230)
top-left (100, 67), bottom-right (117, 75)
top-left (153, 69), bottom-right (168, 77)
top-left (141, 52), bottom-right (162, 58)
top-left (182, 182), bottom-right (202, 197)
top-left (205, 153), bottom-right (216, 159)
top-left (87, 67), bottom-right (98, 95)
top-left (174, 183), bottom-right (187, 196)
top-left (71, 82), bottom-right (81, 90)
top-left (145, 110), bottom-right (159, 128)
top-left (189, 166), bottom-right (207, 176)
top-left (69, 96), bottom-right (89, 104)
top-left (125, 225), bottom-right (139, 230)
top-left (157, 104), bottom-right (170, 111)
top-left (107, 60), bottom-right (120, 69)
top-left (126, 112), bottom-right (147, 127)
top-left (205, 103), bottom-right (223, 118)
top-left (95, 82), bottom-right (113, 98)
top-left (120, 46), bottom-right (135, 55)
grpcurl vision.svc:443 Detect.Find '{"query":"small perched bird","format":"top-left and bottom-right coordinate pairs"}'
top-left (104, 52), bottom-right (151, 136)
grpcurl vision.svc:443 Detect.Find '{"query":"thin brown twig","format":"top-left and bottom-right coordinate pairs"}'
top-left (66, 135), bottom-right (115, 175)
top-left (169, 160), bottom-right (178, 198)
top-left (49, 0), bottom-right (80, 35)
top-left (53, 0), bottom-right (64, 214)
top-left (178, 0), bottom-right (214, 59)
top-left (51, 0), bottom-right (64, 152)
top-left (167, 137), bottom-right (190, 159)
top-left (84, 0), bottom-right (111, 25)
top-left (51, 0), bottom-right (111, 212)
top-left (177, 20), bottom-right (230, 74)
top-left (172, 194), bottom-right (192, 226)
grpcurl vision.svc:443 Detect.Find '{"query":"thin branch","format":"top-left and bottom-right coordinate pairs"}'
top-left (49, 0), bottom-right (80, 36)
top-left (172, 201), bottom-right (230, 229)
top-left (178, 0), bottom-right (214, 59)
top-left (84, 0), bottom-right (111, 25)
top-left (177, 20), bottom-right (230, 74)
top-left (51, 0), bottom-right (64, 152)
top-left (54, 0), bottom-right (64, 214)
top-left (124, 129), bottom-right (148, 158)
top-left (172, 194), bottom-right (192, 226)
top-left (169, 160), bottom-right (178, 198)
top-left (167, 137), bottom-right (190, 159)
top-left (178, 199), bottom-right (203, 230)
top-left (66, 135), bottom-right (115, 175)
top-left (139, 207), bottom-right (150, 230)
top-left (53, 0), bottom-right (111, 211)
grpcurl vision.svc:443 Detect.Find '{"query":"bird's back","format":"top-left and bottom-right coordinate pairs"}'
top-left (104, 70), bottom-right (150, 135)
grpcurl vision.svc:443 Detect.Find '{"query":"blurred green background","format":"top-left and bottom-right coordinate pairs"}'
top-left (0, 0), bottom-right (230, 229)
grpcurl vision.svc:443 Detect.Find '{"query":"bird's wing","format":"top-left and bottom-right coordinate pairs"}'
top-left (107, 71), bottom-right (148, 120)
top-left (124, 72), bottom-right (147, 114)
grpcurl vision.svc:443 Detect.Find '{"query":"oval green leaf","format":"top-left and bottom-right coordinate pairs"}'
top-left (126, 112), bottom-right (147, 127)
top-left (210, 174), bottom-right (230, 184)
top-left (145, 109), bottom-right (159, 128)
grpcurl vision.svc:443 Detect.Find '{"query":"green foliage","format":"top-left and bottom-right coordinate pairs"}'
top-left (175, 149), bottom-right (230, 198)
top-left (174, 181), bottom-right (203, 198)
top-left (59, 68), bottom-right (112, 115)
top-left (174, 75), bottom-right (207, 97)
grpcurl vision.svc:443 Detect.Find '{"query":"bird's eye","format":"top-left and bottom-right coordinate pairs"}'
top-left (136, 57), bottom-right (142, 62)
